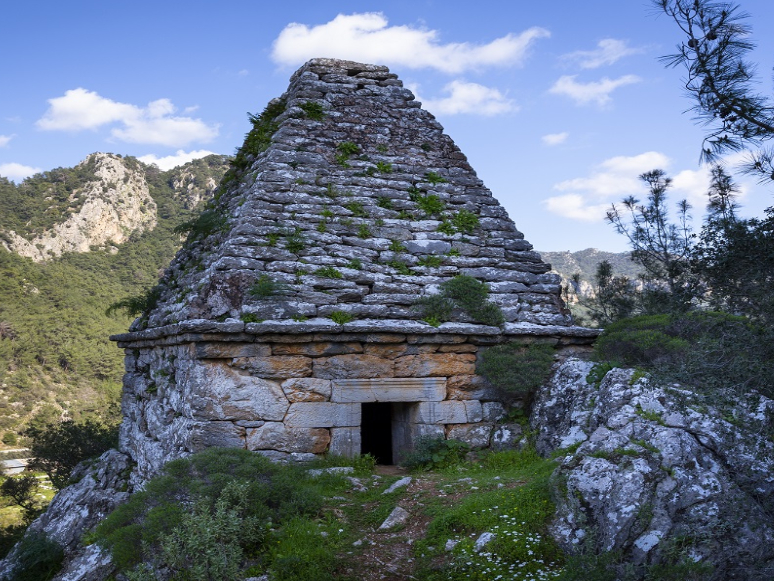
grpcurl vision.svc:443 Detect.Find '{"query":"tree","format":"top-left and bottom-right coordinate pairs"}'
top-left (606, 170), bottom-right (700, 314)
top-left (656, 0), bottom-right (774, 182)
top-left (25, 419), bottom-right (118, 490)
top-left (0, 475), bottom-right (43, 524)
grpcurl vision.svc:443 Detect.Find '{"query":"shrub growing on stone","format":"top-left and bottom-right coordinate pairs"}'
top-left (477, 342), bottom-right (555, 396)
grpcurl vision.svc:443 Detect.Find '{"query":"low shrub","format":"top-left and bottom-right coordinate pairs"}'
top-left (594, 311), bottom-right (774, 396)
top-left (94, 448), bottom-right (330, 579)
top-left (400, 436), bottom-right (470, 471)
top-left (477, 342), bottom-right (555, 396)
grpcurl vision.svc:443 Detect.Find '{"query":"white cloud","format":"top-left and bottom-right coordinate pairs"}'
top-left (549, 74), bottom-right (641, 106)
top-left (138, 149), bottom-right (217, 171)
top-left (544, 194), bottom-right (612, 222)
top-left (542, 132), bottom-right (568, 146)
top-left (0, 162), bottom-right (42, 182)
top-left (0, 134), bottom-right (15, 148)
top-left (272, 13), bottom-right (550, 74)
top-left (545, 151), bottom-right (672, 222)
top-left (562, 39), bottom-right (644, 69)
top-left (36, 89), bottom-right (218, 147)
top-left (420, 81), bottom-right (515, 116)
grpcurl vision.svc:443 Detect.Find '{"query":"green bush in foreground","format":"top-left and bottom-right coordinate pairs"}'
top-left (94, 448), bottom-right (339, 580)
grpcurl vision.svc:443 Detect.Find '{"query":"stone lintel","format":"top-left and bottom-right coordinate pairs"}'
top-left (331, 378), bottom-right (446, 403)
top-left (285, 402), bottom-right (361, 428)
top-left (411, 400), bottom-right (483, 424)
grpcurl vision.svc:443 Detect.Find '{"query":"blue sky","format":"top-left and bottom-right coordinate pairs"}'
top-left (1, 0), bottom-right (773, 251)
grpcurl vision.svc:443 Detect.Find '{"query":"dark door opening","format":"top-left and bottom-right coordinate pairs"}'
top-left (361, 402), bottom-right (393, 464)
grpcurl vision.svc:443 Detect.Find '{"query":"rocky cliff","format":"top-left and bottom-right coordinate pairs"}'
top-left (2, 154), bottom-right (157, 262)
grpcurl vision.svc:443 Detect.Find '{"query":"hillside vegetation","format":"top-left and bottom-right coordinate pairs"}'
top-left (0, 155), bottom-right (229, 442)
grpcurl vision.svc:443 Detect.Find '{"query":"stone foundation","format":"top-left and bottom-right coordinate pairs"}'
top-left (115, 322), bottom-right (596, 480)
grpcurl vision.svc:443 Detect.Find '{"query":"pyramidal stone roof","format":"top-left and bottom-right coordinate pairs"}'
top-left (117, 58), bottom-right (595, 341)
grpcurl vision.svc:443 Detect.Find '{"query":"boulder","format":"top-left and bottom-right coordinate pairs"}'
top-left (531, 358), bottom-right (774, 579)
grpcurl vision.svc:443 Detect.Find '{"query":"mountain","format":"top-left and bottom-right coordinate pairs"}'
top-left (538, 248), bottom-right (638, 301)
top-left (0, 153), bottom-right (229, 440)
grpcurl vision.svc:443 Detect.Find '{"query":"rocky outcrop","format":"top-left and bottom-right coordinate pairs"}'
top-left (3, 153), bottom-right (157, 261)
top-left (531, 358), bottom-right (774, 580)
top-left (0, 449), bottom-right (132, 581)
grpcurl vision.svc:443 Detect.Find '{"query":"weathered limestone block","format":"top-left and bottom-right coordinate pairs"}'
top-left (231, 355), bottom-right (312, 379)
top-left (482, 402), bottom-right (507, 422)
top-left (331, 378), bottom-right (445, 403)
top-left (363, 343), bottom-right (411, 359)
top-left (491, 423), bottom-right (525, 450)
top-left (195, 342), bottom-right (271, 359)
top-left (189, 362), bottom-right (289, 421)
top-left (446, 374), bottom-right (502, 401)
top-left (410, 423), bottom-right (446, 440)
top-left (285, 402), bottom-right (361, 427)
top-left (411, 400), bottom-right (482, 424)
top-left (190, 421), bottom-right (245, 450)
top-left (394, 353), bottom-right (476, 377)
top-left (446, 423), bottom-right (493, 448)
top-left (313, 354), bottom-right (394, 379)
top-left (272, 342), bottom-right (363, 356)
top-left (329, 427), bottom-right (361, 457)
top-left (246, 422), bottom-right (330, 453)
top-left (281, 378), bottom-right (332, 402)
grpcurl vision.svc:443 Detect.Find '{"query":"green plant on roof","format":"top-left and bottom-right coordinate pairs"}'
top-left (376, 197), bottom-right (394, 209)
top-left (436, 220), bottom-right (456, 235)
top-left (417, 255), bottom-right (443, 268)
top-left (240, 313), bottom-right (263, 324)
top-left (413, 293), bottom-right (454, 326)
top-left (225, 100), bottom-right (286, 178)
top-left (335, 142), bottom-right (359, 168)
top-left (420, 142), bottom-right (433, 151)
top-left (407, 186), bottom-right (421, 200)
top-left (299, 101), bottom-right (325, 120)
top-left (446, 248), bottom-right (461, 257)
top-left (376, 144), bottom-right (389, 153)
top-left (329, 311), bottom-right (354, 325)
top-left (173, 208), bottom-right (227, 240)
top-left (315, 266), bottom-right (343, 279)
top-left (397, 210), bottom-right (413, 220)
top-left (347, 258), bottom-right (363, 270)
top-left (452, 209), bottom-right (480, 233)
top-left (266, 232), bottom-right (280, 247)
top-left (248, 275), bottom-right (288, 299)
top-left (357, 224), bottom-right (371, 239)
top-left (387, 259), bottom-right (413, 276)
top-left (284, 229), bottom-right (306, 253)
top-left (425, 171), bottom-right (446, 184)
top-left (321, 207), bottom-right (334, 219)
top-left (415, 194), bottom-right (446, 217)
top-left (107, 285), bottom-right (163, 318)
top-left (337, 141), bottom-right (360, 156)
top-left (388, 240), bottom-right (406, 252)
top-left (316, 221), bottom-right (327, 233)
top-left (375, 161), bottom-right (392, 173)
top-left (413, 274), bottom-right (504, 326)
top-left (344, 202), bottom-right (368, 218)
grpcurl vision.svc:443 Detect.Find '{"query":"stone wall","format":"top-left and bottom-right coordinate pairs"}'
top-left (118, 328), bottom-right (572, 481)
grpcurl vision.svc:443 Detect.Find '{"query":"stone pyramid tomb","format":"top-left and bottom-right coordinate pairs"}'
top-left (112, 58), bottom-right (596, 476)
